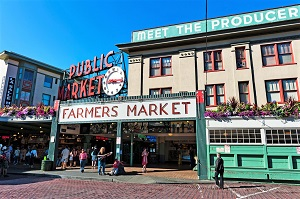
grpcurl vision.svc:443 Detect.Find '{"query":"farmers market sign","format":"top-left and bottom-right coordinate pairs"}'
top-left (132, 5), bottom-right (300, 42)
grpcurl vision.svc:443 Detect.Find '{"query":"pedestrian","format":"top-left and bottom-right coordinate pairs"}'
top-left (61, 146), bottom-right (70, 170)
top-left (91, 146), bottom-right (98, 169)
top-left (97, 147), bottom-right (112, 175)
top-left (69, 149), bottom-right (74, 167)
top-left (25, 147), bottom-right (31, 166)
top-left (79, 148), bottom-right (87, 173)
top-left (0, 153), bottom-right (9, 177)
top-left (189, 146), bottom-right (196, 170)
top-left (29, 145), bottom-right (38, 168)
top-left (13, 147), bottom-right (20, 165)
top-left (215, 153), bottom-right (224, 189)
top-left (20, 146), bottom-right (27, 163)
top-left (141, 148), bottom-right (149, 173)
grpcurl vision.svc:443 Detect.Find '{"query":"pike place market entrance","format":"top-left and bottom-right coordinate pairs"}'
top-left (50, 92), bottom-right (207, 178)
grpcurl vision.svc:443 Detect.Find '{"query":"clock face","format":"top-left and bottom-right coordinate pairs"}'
top-left (102, 66), bottom-right (125, 96)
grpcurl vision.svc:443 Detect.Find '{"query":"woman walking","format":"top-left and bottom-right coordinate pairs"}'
top-left (79, 149), bottom-right (87, 173)
top-left (141, 148), bottom-right (149, 173)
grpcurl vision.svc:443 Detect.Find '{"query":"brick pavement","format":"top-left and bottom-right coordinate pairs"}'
top-left (1, 175), bottom-right (300, 199)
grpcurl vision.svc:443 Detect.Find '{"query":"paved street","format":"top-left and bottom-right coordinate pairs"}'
top-left (0, 174), bottom-right (299, 199)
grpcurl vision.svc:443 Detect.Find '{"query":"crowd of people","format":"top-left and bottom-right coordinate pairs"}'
top-left (56, 145), bottom-right (131, 176)
top-left (1, 143), bottom-right (151, 177)
top-left (0, 143), bottom-right (48, 177)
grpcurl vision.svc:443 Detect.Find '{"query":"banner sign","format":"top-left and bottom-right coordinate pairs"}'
top-left (59, 98), bottom-right (196, 123)
top-left (132, 5), bottom-right (300, 42)
top-left (4, 77), bottom-right (15, 107)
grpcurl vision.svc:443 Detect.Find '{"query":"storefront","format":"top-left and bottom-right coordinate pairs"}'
top-left (53, 93), bottom-right (199, 166)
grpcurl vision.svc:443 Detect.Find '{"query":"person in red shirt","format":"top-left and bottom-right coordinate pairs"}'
top-left (110, 159), bottom-right (120, 176)
top-left (79, 149), bottom-right (87, 173)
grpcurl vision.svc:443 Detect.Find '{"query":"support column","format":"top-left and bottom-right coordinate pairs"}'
top-left (48, 116), bottom-right (60, 170)
top-left (195, 90), bottom-right (208, 180)
top-left (130, 133), bottom-right (134, 166)
top-left (83, 135), bottom-right (92, 152)
top-left (116, 122), bottom-right (122, 160)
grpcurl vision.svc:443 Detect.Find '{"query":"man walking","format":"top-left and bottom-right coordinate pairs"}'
top-left (215, 153), bottom-right (224, 189)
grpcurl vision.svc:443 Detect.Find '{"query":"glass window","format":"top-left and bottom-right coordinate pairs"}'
top-left (238, 82), bottom-right (249, 103)
top-left (150, 57), bottom-right (172, 77)
top-left (42, 94), bottom-right (51, 106)
top-left (149, 88), bottom-right (172, 95)
top-left (261, 42), bottom-right (293, 66)
top-left (23, 70), bottom-right (34, 81)
top-left (266, 129), bottom-right (300, 145)
top-left (236, 47), bottom-right (247, 69)
top-left (265, 79), bottom-right (298, 102)
top-left (44, 76), bottom-right (53, 88)
top-left (205, 84), bottom-right (225, 106)
top-left (209, 129), bottom-right (261, 144)
top-left (20, 91), bottom-right (30, 101)
top-left (204, 50), bottom-right (223, 71)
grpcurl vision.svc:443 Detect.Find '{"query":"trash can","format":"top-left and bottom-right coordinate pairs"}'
top-left (41, 160), bottom-right (53, 171)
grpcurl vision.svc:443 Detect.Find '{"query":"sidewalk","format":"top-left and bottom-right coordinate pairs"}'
top-left (7, 163), bottom-right (214, 184)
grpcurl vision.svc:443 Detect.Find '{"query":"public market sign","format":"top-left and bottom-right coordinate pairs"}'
top-left (58, 51), bottom-right (125, 100)
top-left (58, 98), bottom-right (196, 123)
top-left (132, 5), bottom-right (300, 42)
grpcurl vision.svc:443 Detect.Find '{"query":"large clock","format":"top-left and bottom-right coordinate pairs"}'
top-left (102, 66), bottom-right (125, 96)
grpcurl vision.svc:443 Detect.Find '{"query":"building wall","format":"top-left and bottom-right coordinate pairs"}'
top-left (0, 60), bottom-right (18, 107)
top-left (0, 51), bottom-right (63, 107)
top-left (33, 68), bottom-right (61, 106)
top-left (128, 30), bottom-right (300, 106)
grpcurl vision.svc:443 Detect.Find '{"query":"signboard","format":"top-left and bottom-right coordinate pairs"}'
top-left (224, 145), bottom-right (231, 153)
top-left (58, 51), bottom-right (126, 101)
top-left (297, 147), bottom-right (300, 154)
top-left (132, 5), bottom-right (300, 42)
top-left (58, 98), bottom-right (196, 123)
top-left (4, 77), bottom-right (15, 107)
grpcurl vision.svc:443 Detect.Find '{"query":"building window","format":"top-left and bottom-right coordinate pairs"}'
top-left (266, 129), bottom-right (300, 144)
top-left (23, 69), bottom-right (34, 81)
top-left (238, 82), bottom-right (249, 103)
top-left (204, 50), bottom-right (223, 71)
top-left (209, 129), bottom-right (262, 144)
top-left (261, 42), bottom-right (293, 66)
top-left (15, 87), bottom-right (20, 100)
top-left (236, 47), bottom-right (247, 69)
top-left (265, 79), bottom-right (298, 102)
top-left (18, 68), bottom-right (23, 79)
top-left (205, 84), bottom-right (225, 106)
top-left (20, 91), bottom-right (30, 101)
top-left (42, 94), bottom-right (51, 106)
top-left (150, 88), bottom-right (172, 95)
top-left (44, 76), bottom-right (53, 88)
top-left (150, 57), bottom-right (172, 77)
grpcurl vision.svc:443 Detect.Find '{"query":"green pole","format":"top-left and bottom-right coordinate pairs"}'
top-left (195, 90), bottom-right (208, 180)
top-left (130, 133), bottom-right (133, 166)
top-left (116, 122), bottom-right (122, 160)
top-left (48, 116), bottom-right (59, 170)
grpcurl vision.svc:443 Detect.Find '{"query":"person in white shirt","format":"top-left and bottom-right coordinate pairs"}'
top-left (61, 146), bottom-right (70, 170)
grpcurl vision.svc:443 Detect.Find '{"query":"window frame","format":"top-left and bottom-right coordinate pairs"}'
top-left (235, 47), bottom-right (247, 69)
top-left (205, 84), bottom-right (225, 106)
top-left (261, 42), bottom-right (294, 66)
top-left (204, 50), bottom-right (223, 72)
top-left (44, 75), bottom-right (53, 88)
top-left (149, 87), bottom-right (172, 95)
top-left (150, 56), bottom-right (172, 77)
top-left (238, 81), bottom-right (250, 103)
top-left (42, 93), bottom-right (51, 106)
top-left (265, 78), bottom-right (299, 103)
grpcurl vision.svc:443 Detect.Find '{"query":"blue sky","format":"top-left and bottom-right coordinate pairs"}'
top-left (0, 0), bottom-right (299, 70)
